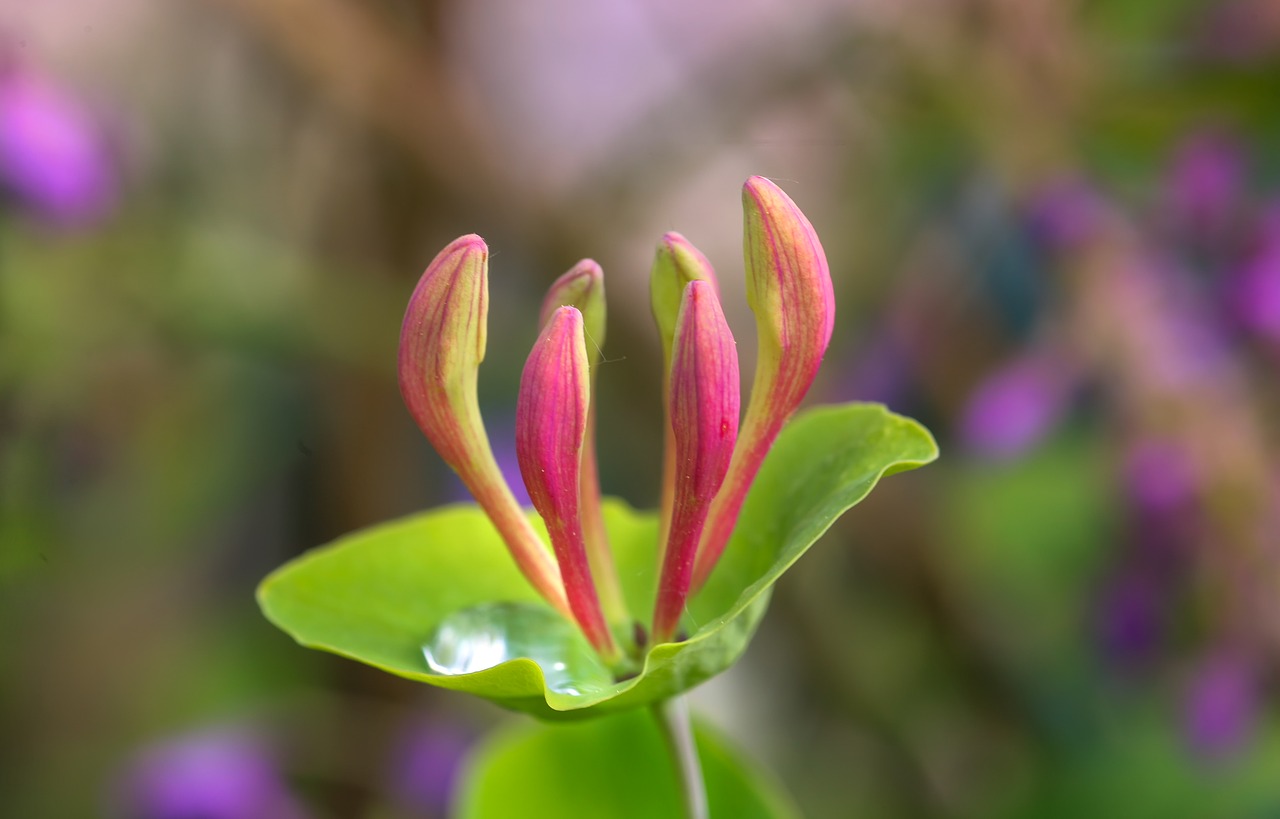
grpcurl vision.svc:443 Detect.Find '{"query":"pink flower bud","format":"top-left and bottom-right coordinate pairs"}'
top-left (651, 233), bottom-right (720, 364)
top-left (650, 232), bottom-right (721, 560)
top-left (539, 259), bottom-right (606, 366)
top-left (537, 260), bottom-right (628, 627)
top-left (653, 281), bottom-right (740, 642)
top-left (692, 177), bottom-right (834, 589)
top-left (399, 235), bottom-right (569, 618)
top-left (516, 307), bottom-right (618, 660)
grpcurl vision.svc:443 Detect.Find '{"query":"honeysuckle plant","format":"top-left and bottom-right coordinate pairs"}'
top-left (259, 177), bottom-right (937, 818)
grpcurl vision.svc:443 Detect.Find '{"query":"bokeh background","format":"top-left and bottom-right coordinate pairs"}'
top-left (3, 1), bottom-right (1280, 817)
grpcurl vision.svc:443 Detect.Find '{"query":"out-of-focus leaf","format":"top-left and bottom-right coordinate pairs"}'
top-left (455, 707), bottom-right (799, 819)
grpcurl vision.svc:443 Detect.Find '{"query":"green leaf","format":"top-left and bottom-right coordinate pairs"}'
top-left (455, 708), bottom-right (800, 819)
top-left (258, 403), bottom-right (937, 718)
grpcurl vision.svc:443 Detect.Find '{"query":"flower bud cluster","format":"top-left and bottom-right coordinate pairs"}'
top-left (399, 178), bottom-right (833, 666)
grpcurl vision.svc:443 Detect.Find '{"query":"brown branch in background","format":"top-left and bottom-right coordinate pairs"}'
top-left (202, 0), bottom-right (518, 217)
top-left (558, 22), bottom-right (866, 223)
top-left (201, 0), bottom-right (890, 258)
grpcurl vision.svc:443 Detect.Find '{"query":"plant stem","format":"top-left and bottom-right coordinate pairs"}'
top-left (653, 696), bottom-right (708, 819)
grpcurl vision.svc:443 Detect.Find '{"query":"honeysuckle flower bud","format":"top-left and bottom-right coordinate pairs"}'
top-left (539, 259), bottom-right (607, 365)
top-left (516, 307), bottom-right (619, 661)
top-left (399, 235), bottom-right (570, 619)
top-left (651, 233), bottom-right (721, 363)
top-left (650, 233), bottom-right (720, 557)
top-left (692, 177), bottom-right (834, 589)
top-left (537, 261), bottom-right (628, 627)
top-left (653, 281), bottom-right (739, 643)
top-left (262, 174), bottom-right (941, 724)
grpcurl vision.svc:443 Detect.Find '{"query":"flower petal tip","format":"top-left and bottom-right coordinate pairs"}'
top-left (741, 176), bottom-right (835, 370)
top-left (656, 232), bottom-right (719, 291)
top-left (452, 232), bottom-right (487, 250)
top-left (539, 260), bottom-right (606, 359)
top-left (539, 260), bottom-right (602, 315)
top-left (398, 233), bottom-right (491, 463)
top-left (651, 232), bottom-right (721, 359)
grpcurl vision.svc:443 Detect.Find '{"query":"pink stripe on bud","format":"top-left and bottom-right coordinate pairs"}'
top-left (399, 234), bottom-right (569, 618)
top-left (653, 281), bottom-right (740, 642)
top-left (516, 307), bottom-right (619, 660)
top-left (692, 177), bottom-right (835, 589)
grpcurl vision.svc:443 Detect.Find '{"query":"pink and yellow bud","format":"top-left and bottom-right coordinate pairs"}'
top-left (692, 177), bottom-right (835, 589)
top-left (537, 260), bottom-right (628, 627)
top-left (516, 307), bottom-right (619, 661)
top-left (653, 281), bottom-right (740, 643)
top-left (399, 179), bottom-right (834, 666)
top-left (398, 235), bottom-right (569, 618)
top-left (651, 233), bottom-right (720, 364)
top-left (539, 259), bottom-right (607, 365)
top-left (650, 233), bottom-right (721, 558)
top-left (740, 176), bottom-right (835, 398)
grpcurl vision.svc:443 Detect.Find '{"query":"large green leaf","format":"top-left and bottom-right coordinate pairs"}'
top-left (258, 403), bottom-right (937, 718)
top-left (455, 707), bottom-right (799, 819)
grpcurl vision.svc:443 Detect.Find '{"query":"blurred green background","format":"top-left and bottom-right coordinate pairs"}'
top-left (3, 1), bottom-right (1280, 817)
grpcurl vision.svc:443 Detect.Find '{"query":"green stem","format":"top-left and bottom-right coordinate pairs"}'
top-left (653, 696), bottom-right (708, 819)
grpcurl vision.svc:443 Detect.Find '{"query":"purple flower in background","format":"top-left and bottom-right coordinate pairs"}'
top-left (1193, 0), bottom-right (1280, 65)
top-left (114, 730), bottom-right (309, 819)
top-left (1123, 439), bottom-right (1198, 517)
top-left (844, 331), bottom-right (913, 407)
top-left (1094, 444), bottom-right (1200, 672)
top-left (1183, 650), bottom-right (1259, 761)
top-left (0, 65), bottom-right (117, 226)
top-left (958, 349), bottom-right (1074, 460)
top-left (1121, 439), bottom-right (1201, 571)
top-left (388, 720), bottom-right (476, 818)
top-left (1123, 255), bottom-right (1235, 389)
top-left (1230, 206), bottom-right (1280, 342)
top-left (1096, 570), bottom-right (1163, 667)
top-left (1025, 177), bottom-right (1107, 251)
top-left (446, 417), bottom-right (530, 507)
top-left (1164, 130), bottom-right (1244, 241)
